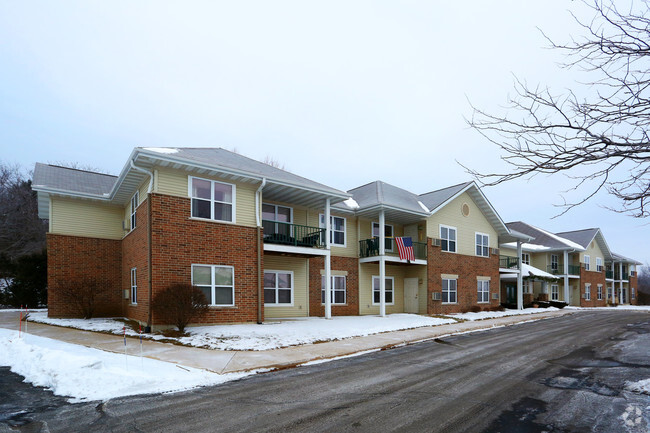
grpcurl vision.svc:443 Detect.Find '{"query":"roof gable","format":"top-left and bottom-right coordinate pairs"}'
top-left (32, 163), bottom-right (117, 197)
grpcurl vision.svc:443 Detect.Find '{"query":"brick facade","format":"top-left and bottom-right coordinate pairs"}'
top-left (122, 197), bottom-right (150, 323)
top-left (578, 268), bottom-right (608, 307)
top-left (629, 274), bottom-right (638, 305)
top-left (427, 239), bottom-right (500, 314)
top-left (47, 233), bottom-right (122, 318)
top-left (308, 256), bottom-right (359, 316)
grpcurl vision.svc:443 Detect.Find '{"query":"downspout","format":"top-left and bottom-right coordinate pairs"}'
top-left (256, 178), bottom-right (267, 324)
top-left (129, 160), bottom-right (155, 330)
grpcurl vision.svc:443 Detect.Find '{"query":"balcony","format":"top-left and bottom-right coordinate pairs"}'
top-left (500, 256), bottom-right (519, 269)
top-left (545, 265), bottom-right (581, 276)
top-left (606, 270), bottom-right (613, 279)
top-left (359, 238), bottom-right (427, 260)
top-left (262, 220), bottom-right (325, 248)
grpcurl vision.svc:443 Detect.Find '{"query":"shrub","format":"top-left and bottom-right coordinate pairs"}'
top-left (56, 277), bottom-right (100, 319)
top-left (490, 305), bottom-right (506, 312)
top-left (469, 305), bottom-right (482, 313)
top-left (460, 306), bottom-right (470, 313)
top-left (152, 283), bottom-right (209, 333)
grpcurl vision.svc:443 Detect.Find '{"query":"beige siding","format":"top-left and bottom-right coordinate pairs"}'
top-left (359, 263), bottom-right (405, 315)
top-left (123, 180), bottom-right (150, 229)
top-left (530, 253), bottom-right (547, 272)
top-left (306, 211), bottom-right (358, 258)
top-left (263, 255), bottom-right (309, 318)
top-left (580, 239), bottom-right (604, 271)
top-left (155, 167), bottom-right (258, 227)
top-left (426, 192), bottom-right (499, 256)
top-left (51, 197), bottom-right (124, 240)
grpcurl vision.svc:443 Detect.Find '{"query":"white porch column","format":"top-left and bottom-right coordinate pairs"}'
top-left (563, 250), bottom-right (570, 304)
top-left (517, 240), bottom-right (523, 310)
top-left (611, 262), bottom-right (615, 303)
top-left (379, 209), bottom-right (386, 317)
top-left (619, 261), bottom-right (624, 304)
top-left (324, 198), bottom-right (332, 319)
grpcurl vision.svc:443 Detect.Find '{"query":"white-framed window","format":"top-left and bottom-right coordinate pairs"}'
top-left (372, 276), bottom-right (394, 305)
top-left (440, 225), bottom-right (457, 253)
top-left (130, 191), bottom-right (139, 230)
top-left (321, 275), bottom-right (346, 305)
top-left (192, 264), bottom-right (235, 306)
top-left (372, 222), bottom-right (394, 252)
top-left (264, 271), bottom-right (293, 305)
top-left (477, 280), bottom-right (490, 303)
top-left (320, 215), bottom-right (346, 247)
top-left (597, 284), bottom-right (603, 300)
top-left (522, 281), bottom-right (533, 294)
top-left (584, 255), bottom-right (590, 271)
top-left (189, 176), bottom-right (235, 223)
top-left (521, 253), bottom-right (530, 265)
top-left (442, 278), bottom-right (457, 304)
top-left (262, 203), bottom-right (292, 237)
top-left (585, 283), bottom-right (591, 301)
top-left (607, 285), bottom-right (613, 302)
top-left (551, 254), bottom-right (558, 271)
top-left (551, 284), bottom-right (559, 301)
top-left (130, 267), bottom-right (137, 304)
top-left (596, 257), bottom-right (603, 272)
top-left (632, 288), bottom-right (636, 299)
top-left (475, 233), bottom-right (489, 257)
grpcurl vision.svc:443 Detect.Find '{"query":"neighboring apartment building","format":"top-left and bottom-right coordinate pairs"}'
top-left (32, 147), bottom-right (641, 328)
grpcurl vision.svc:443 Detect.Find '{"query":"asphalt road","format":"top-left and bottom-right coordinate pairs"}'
top-left (3, 311), bottom-right (650, 433)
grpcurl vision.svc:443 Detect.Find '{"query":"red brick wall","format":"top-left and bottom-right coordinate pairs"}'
top-left (47, 233), bottom-right (122, 318)
top-left (579, 268), bottom-right (607, 307)
top-left (308, 256), bottom-right (359, 316)
top-left (427, 239), bottom-right (500, 314)
top-left (629, 274), bottom-right (638, 305)
top-left (122, 197), bottom-right (150, 324)
top-left (149, 193), bottom-right (262, 325)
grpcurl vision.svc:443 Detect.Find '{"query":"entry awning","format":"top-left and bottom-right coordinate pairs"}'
top-left (500, 263), bottom-right (560, 281)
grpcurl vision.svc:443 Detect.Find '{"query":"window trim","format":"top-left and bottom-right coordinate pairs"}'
top-left (371, 275), bottom-right (395, 306)
top-left (551, 284), bottom-right (559, 301)
top-left (442, 278), bottom-right (458, 304)
top-left (597, 284), bottom-right (603, 300)
top-left (321, 275), bottom-right (347, 305)
top-left (477, 280), bottom-right (490, 303)
top-left (584, 255), bottom-right (590, 271)
top-left (191, 264), bottom-right (235, 307)
top-left (585, 283), bottom-right (591, 301)
top-left (439, 224), bottom-right (457, 253)
top-left (264, 270), bottom-right (294, 307)
top-left (188, 176), bottom-right (236, 223)
top-left (372, 222), bottom-right (394, 252)
top-left (130, 267), bottom-right (137, 305)
top-left (551, 254), bottom-right (558, 271)
top-left (475, 232), bottom-right (489, 257)
top-left (521, 253), bottom-right (530, 265)
top-left (596, 257), bottom-right (603, 272)
top-left (319, 214), bottom-right (347, 247)
top-left (130, 191), bottom-right (139, 231)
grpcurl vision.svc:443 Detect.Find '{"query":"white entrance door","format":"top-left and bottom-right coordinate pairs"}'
top-left (404, 278), bottom-right (419, 313)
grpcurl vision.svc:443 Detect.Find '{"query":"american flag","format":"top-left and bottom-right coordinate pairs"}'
top-left (395, 237), bottom-right (415, 261)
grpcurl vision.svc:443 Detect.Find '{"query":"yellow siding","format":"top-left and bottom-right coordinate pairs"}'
top-left (306, 211), bottom-right (358, 258)
top-left (359, 263), bottom-right (405, 315)
top-left (263, 255), bottom-right (309, 318)
top-left (51, 197), bottom-right (124, 240)
top-left (426, 192), bottom-right (498, 256)
top-left (530, 253), bottom-right (547, 272)
top-left (122, 180), bottom-right (150, 229)
top-left (154, 167), bottom-right (258, 227)
top-left (580, 239), bottom-right (604, 271)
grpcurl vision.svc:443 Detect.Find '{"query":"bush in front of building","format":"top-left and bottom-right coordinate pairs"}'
top-left (152, 283), bottom-right (209, 333)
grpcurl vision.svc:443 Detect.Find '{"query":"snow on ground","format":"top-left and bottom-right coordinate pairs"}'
top-left (0, 328), bottom-right (253, 402)
top-left (626, 378), bottom-right (650, 395)
top-left (449, 307), bottom-right (560, 321)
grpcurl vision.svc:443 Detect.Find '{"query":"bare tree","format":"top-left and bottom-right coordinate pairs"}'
top-left (262, 155), bottom-right (286, 170)
top-left (466, 1), bottom-right (650, 217)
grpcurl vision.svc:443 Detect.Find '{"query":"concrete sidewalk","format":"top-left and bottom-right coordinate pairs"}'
top-left (0, 310), bottom-right (575, 374)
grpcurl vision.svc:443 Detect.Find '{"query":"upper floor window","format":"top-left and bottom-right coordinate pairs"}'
top-left (521, 253), bottom-right (530, 265)
top-left (130, 191), bottom-right (139, 230)
top-left (262, 203), bottom-right (292, 238)
top-left (440, 225), bottom-right (457, 253)
top-left (551, 254), bottom-right (558, 271)
top-left (192, 264), bottom-right (235, 306)
top-left (320, 215), bottom-right (346, 247)
top-left (190, 176), bottom-right (235, 223)
top-left (372, 222), bottom-right (394, 252)
top-left (596, 257), bottom-right (603, 272)
top-left (475, 233), bottom-right (489, 257)
top-left (584, 255), bottom-right (590, 271)
top-left (321, 275), bottom-right (346, 305)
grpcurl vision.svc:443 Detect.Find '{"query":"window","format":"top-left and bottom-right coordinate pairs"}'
top-left (632, 288), bottom-right (636, 300)
top-left (130, 191), bottom-right (139, 230)
top-left (320, 215), bottom-right (346, 247)
top-left (190, 177), bottom-right (235, 223)
top-left (551, 284), bottom-right (559, 301)
top-left (372, 222), bottom-right (394, 251)
top-left (321, 275), bottom-right (346, 305)
top-left (596, 257), bottom-right (603, 272)
top-left (262, 203), bottom-right (292, 237)
top-left (372, 276), bottom-right (394, 305)
top-left (522, 281), bottom-right (532, 294)
top-left (597, 285), bottom-right (603, 300)
top-left (477, 280), bottom-right (490, 303)
top-left (442, 278), bottom-right (457, 304)
top-left (130, 268), bottom-right (137, 304)
top-left (264, 271), bottom-right (293, 305)
top-left (551, 254), bottom-right (558, 271)
top-left (192, 264), bottom-right (234, 306)
top-left (440, 225), bottom-right (457, 253)
top-left (584, 255), bottom-right (590, 271)
top-left (521, 253), bottom-right (530, 265)
top-left (475, 233), bottom-right (489, 257)
top-left (585, 283), bottom-right (591, 301)
top-left (607, 285), bottom-right (613, 302)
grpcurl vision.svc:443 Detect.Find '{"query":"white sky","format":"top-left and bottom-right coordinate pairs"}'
top-left (0, 1), bottom-right (647, 266)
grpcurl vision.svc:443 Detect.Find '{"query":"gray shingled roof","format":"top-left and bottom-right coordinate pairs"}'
top-left (611, 252), bottom-right (642, 264)
top-left (418, 182), bottom-right (473, 211)
top-left (555, 228), bottom-right (598, 249)
top-left (505, 222), bottom-right (583, 250)
top-left (336, 181), bottom-right (429, 214)
top-left (32, 163), bottom-right (117, 196)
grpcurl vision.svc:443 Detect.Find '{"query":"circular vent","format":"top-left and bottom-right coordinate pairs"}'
top-left (461, 203), bottom-right (470, 217)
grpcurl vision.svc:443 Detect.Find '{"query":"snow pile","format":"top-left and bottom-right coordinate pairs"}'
top-left (143, 147), bottom-right (179, 154)
top-left (0, 329), bottom-right (252, 402)
top-left (450, 307), bottom-right (560, 322)
top-left (29, 312), bottom-right (143, 336)
top-left (626, 379), bottom-right (650, 395)
top-left (342, 197), bottom-right (360, 209)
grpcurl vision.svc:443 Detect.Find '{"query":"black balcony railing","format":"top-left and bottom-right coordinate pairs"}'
top-left (359, 238), bottom-right (427, 260)
top-left (262, 220), bottom-right (325, 248)
top-left (500, 256), bottom-right (519, 269)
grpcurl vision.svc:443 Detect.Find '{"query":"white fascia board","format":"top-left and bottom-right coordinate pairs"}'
top-left (29, 186), bottom-right (111, 201)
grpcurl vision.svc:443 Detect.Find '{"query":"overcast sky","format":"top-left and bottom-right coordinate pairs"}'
top-left (1, 1), bottom-right (647, 266)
